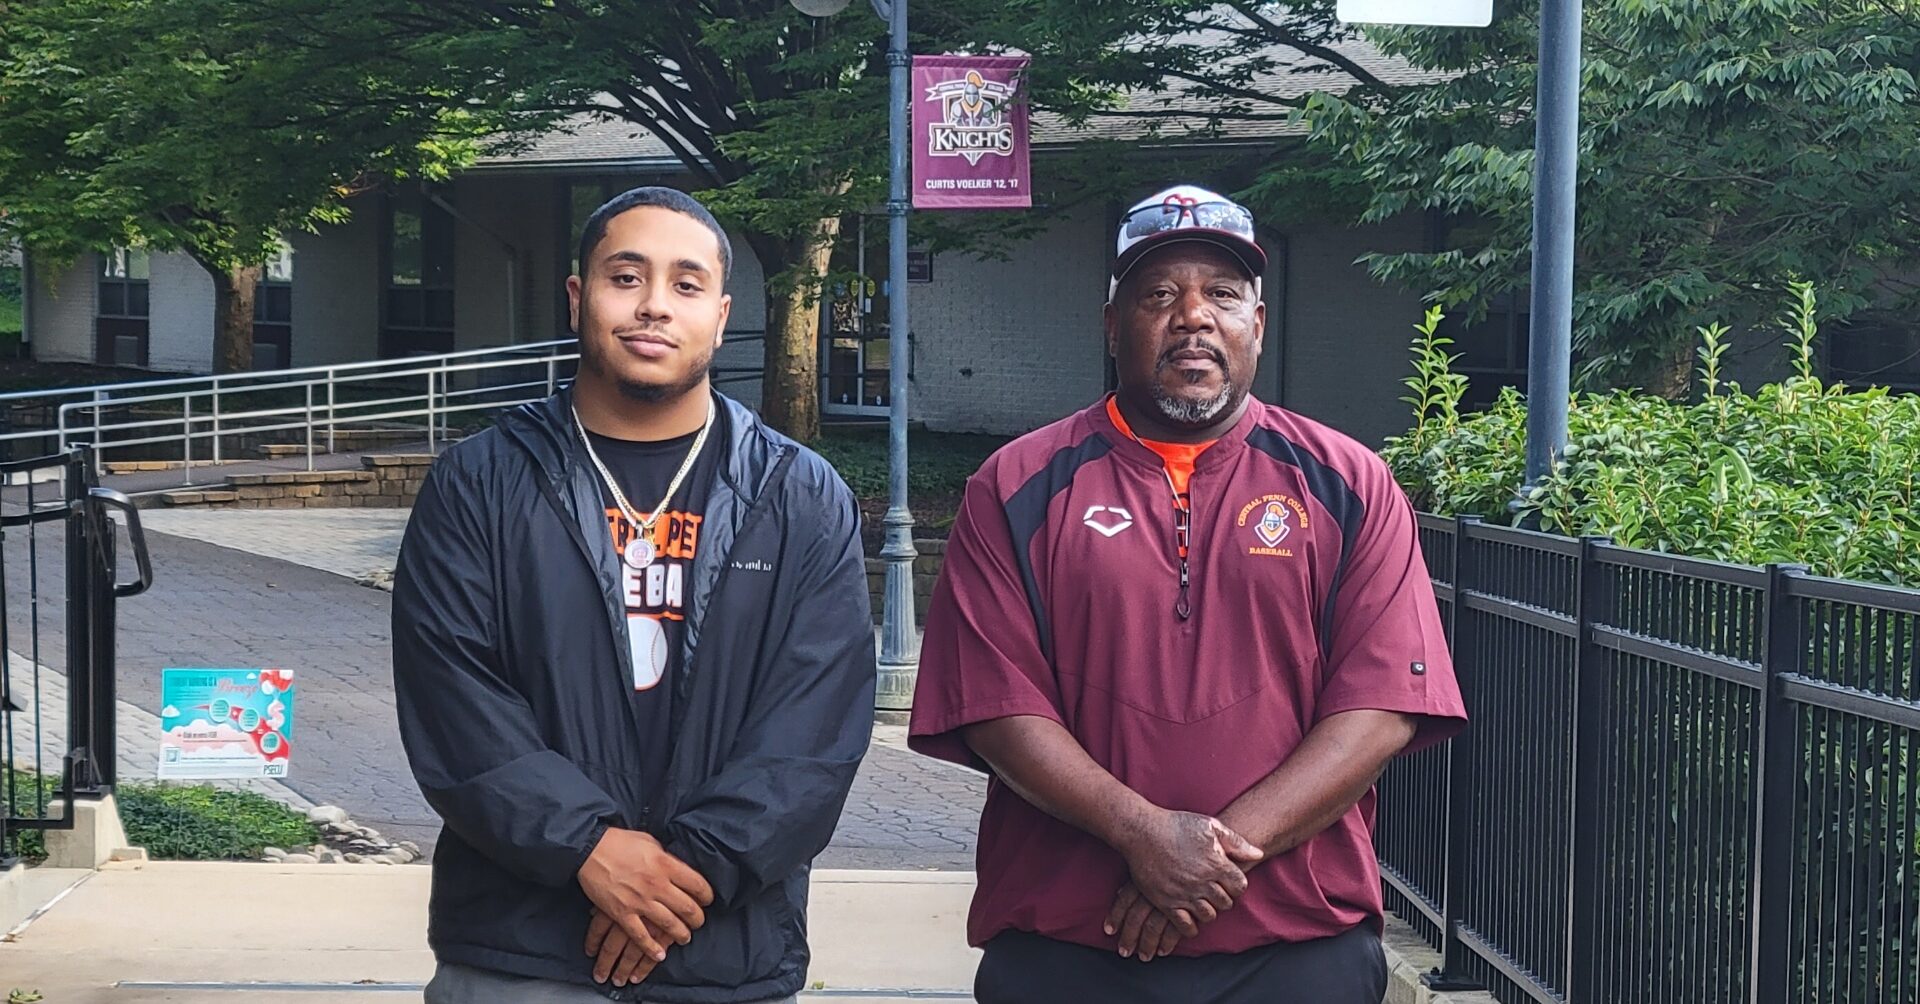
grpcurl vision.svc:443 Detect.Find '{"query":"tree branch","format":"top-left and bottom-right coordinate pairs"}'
top-left (1224, 2), bottom-right (1397, 97)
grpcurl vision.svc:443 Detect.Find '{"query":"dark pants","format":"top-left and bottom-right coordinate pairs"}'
top-left (975, 926), bottom-right (1387, 1004)
top-left (425, 963), bottom-right (798, 1004)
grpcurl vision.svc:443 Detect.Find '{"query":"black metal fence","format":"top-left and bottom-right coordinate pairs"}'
top-left (1, 448), bottom-right (152, 865)
top-left (1379, 515), bottom-right (1920, 1004)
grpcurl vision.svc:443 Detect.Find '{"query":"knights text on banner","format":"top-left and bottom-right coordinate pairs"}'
top-left (912, 55), bottom-right (1032, 210)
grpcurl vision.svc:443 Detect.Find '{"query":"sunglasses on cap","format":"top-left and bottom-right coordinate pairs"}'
top-left (1119, 199), bottom-right (1257, 244)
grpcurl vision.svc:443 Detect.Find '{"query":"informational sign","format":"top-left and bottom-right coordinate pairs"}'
top-left (1338, 0), bottom-right (1492, 27)
top-left (158, 668), bottom-right (295, 779)
top-left (912, 55), bottom-right (1033, 210)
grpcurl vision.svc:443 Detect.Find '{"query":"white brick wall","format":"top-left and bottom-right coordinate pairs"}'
top-left (18, 183), bottom-right (1435, 452)
top-left (713, 230), bottom-right (767, 410)
top-left (1277, 215), bottom-right (1430, 447)
top-left (910, 210), bottom-right (1110, 434)
top-left (146, 251), bottom-right (215, 373)
top-left (450, 175), bottom-right (548, 352)
top-left (28, 251), bottom-right (98, 364)
top-left (291, 200), bottom-right (381, 368)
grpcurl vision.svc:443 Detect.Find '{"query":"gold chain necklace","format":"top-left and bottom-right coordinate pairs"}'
top-left (572, 399), bottom-right (716, 569)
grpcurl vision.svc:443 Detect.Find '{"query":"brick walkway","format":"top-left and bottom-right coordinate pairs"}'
top-left (135, 509), bottom-right (411, 582)
top-left (3, 508), bottom-right (983, 868)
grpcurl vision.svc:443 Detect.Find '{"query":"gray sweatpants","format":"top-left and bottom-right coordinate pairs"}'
top-left (424, 962), bottom-right (798, 1004)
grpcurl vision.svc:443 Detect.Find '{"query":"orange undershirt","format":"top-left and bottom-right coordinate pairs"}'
top-left (1106, 396), bottom-right (1216, 496)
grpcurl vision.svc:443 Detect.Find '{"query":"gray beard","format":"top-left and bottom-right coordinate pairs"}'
top-left (1151, 356), bottom-right (1236, 425)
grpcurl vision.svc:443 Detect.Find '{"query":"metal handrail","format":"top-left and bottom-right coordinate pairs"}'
top-left (8, 340), bottom-right (577, 482)
top-left (7, 330), bottom-right (767, 482)
top-left (0, 337), bottom-right (576, 406)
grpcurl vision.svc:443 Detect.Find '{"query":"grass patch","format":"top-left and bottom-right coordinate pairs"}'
top-left (3, 769), bottom-right (318, 862)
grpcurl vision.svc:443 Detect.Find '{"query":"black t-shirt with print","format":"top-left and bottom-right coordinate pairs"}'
top-left (582, 407), bottom-right (725, 804)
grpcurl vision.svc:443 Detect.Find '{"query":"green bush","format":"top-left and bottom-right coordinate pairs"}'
top-left (0, 261), bottom-right (20, 337)
top-left (1383, 285), bottom-right (1920, 586)
top-left (3, 769), bottom-right (318, 861)
top-left (117, 783), bottom-right (319, 860)
top-left (814, 428), bottom-right (1007, 501)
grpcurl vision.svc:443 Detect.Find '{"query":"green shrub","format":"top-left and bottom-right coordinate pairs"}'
top-left (814, 428), bottom-right (1007, 501)
top-left (3, 769), bottom-right (318, 861)
top-left (116, 783), bottom-right (319, 860)
top-left (1383, 285), bottom-right (1920, 586)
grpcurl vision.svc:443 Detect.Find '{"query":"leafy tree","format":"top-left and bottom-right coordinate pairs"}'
top-left (964, 0), bottom-right (1385, 228)
top-left (968, 2), bottom-right (1920, 399)
top-left (0, 0), bottom-right (491, 372)
top-left (374, 1), bottom-right (1332, 439)
top-left (1306, 0), bottom-right (1920, 395)
top-left (339, 2), bottom-right (937, 440)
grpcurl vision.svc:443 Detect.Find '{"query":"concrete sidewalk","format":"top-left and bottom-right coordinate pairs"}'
top-left (0, 864), bottom-right (979, 1003)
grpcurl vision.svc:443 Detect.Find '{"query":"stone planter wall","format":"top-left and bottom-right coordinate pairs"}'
top-left (158, 455), bottom-right (433, 510)
top-left (864, 538), bottom-right (947, 625)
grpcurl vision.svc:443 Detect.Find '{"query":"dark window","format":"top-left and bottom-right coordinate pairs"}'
top-left (383, 190), bottom-right (456, 357)
top-left (570, 181), bottom-right (608, 279)
top-left (253, 243), bottom-right (294, 370)
top-left (1441, 293), bottom-right (1530, 411)
top-left (96, 248), bottom-right (151, 366)
top-left (557, 179), bottom-right (620, 336)
top-left (1829, 316), bottom-right (1920, 394)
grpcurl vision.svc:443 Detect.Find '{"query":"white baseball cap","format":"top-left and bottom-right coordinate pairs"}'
top-left (1110, 185), bottom-right (1267, 296)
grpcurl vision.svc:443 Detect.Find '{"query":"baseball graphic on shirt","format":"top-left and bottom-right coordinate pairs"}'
top-left (628, 615), bottom-right (669, 691)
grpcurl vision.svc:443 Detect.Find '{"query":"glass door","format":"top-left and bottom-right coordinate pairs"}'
top-left (821, 216), bottom-right (891, 418)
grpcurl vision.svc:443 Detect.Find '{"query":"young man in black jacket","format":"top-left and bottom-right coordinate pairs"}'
top-left (392, 187), bottom-right (877, 1003)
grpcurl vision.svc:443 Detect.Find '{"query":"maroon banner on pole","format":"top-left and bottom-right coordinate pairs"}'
top-left (912, 55), bottom-right (1032, 210)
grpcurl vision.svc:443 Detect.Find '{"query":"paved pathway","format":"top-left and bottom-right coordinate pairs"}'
top-left (3, 507), bottom-right (984, 868)
top-left (135, 509), bottom-right (412, 582)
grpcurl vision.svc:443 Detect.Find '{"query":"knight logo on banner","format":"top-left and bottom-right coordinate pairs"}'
top-left (913, 55), bottom-right (1032, 210)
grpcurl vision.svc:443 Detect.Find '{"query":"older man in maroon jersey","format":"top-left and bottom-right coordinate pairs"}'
top-left (910, 185), bottom-right (1468, 1004)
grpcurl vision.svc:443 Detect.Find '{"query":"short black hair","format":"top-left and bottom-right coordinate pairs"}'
top-left (576, 186), bottom-right (732, 284)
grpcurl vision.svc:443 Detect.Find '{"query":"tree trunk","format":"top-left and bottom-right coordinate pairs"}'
top-left (755, 215), bottom-right (842, 443)
top-left (205, 262), bottom-right (262, 374)
top-left (1638, 333), bottom-right (1696, 400)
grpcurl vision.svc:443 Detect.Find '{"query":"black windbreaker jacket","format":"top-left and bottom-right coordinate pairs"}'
top-left (391, 389), bottom-right (876, 1003)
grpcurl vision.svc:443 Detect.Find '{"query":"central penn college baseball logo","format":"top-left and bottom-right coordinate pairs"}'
top-left (1236, 493), bottom-right (1310, 558)
top-left (925, 70), bottom-right (1017, 166)
top-left (1255, 501), bottom-right (1291, 548)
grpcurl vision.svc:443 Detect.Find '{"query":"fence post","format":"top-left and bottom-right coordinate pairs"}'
top-left (86, 470), bottom-right (118, 789)
top-left (426, 371), bottom-right (437, 455)
top-left (62, 448), bottom-right (101, 793)
top-left (1568, 535), bottom-right (1614, 1002)
top-left (182, 395), bottom-right (193, 487)
top-left (326, 372), bottom-right (336, 456)
top-left (1426, 515), bottom-right (1486, 991)
top-left (1750, 564), bottom-right (1806, 1004)
top-left (91, 391), bottom-right (104, 478)
top-left (305, 384), bottom-right (315, 473)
